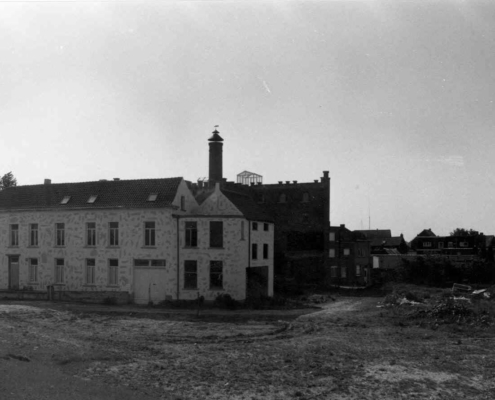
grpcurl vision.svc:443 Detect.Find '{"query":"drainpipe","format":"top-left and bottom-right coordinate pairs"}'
top-left (176, 216), bottom-right (180, 300)
top-left (247, 220), bottom-right (251, 297)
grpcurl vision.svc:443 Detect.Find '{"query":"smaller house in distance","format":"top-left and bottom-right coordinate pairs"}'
top-left (356, 229), bottom-right (409, 255)
top-left (328, 224), bottom-right (372, 287)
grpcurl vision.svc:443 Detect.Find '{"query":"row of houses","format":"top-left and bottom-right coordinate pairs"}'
top-left (0, 129), bottom-right (331, 303)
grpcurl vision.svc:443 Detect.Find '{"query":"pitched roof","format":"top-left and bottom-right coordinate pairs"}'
top-left (221, 189), bottom-right (274, 222)
top-left (0, 178), bottom-right (183, 211)
top-left (357, 230), bottom-right (392, 240)
top-left (415, 229), bottom-right (436, 237)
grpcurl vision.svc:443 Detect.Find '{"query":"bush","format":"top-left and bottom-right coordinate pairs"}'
top-left (214, 293), bottom-right (240, 310)
top-left (103, 296), bottom-right (118, 305)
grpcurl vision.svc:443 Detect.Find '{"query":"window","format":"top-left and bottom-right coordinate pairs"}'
top-left (109, 222), bottom-right (119, 246)
top-left (29, 223), bottom-right (38, 246)
top-left (144, 221), bottom-right (156, 246)
top-left (302, 192), bottom-right (309, 203)
top-left (356, 265), bottom-right (362, 276)
top-left (147, 193), bottom-right (158, 202)
top-left (423, 242), bottom-right (432, 247)
top-left (329, 249), bottom-right (336, 258)
top-left (278, 193), bottom-right (287, 203)
top-left (241, 221), bottom-right (245, 240)
top-left (29, 258), bottom-right (38, 283)
top-left (180, 196), bottom-right (186, 211)
top-left (134, 259), bottom-right (166, 267)
top-left (86, 259), bottom-right (96, 284)
top-left (55, 258), bottom-right (64, 283)
top-left (438, 242), bottom-right (444, 249)
top-left (460, 242), bottom-right (468, 247)
top-left (184, 260), bottom-right (198, 289)
top-left (86, 222), bottom-right (96, 246)
top-left (252, 243), bottom-right (258, 260)
top-left (185, 221), bottom-right (198, 247)
top-left (341, 266), bottom-right (347, 278)
top-left (87, 195), bottom-right (98, 204)
top-left (329, 232), bottom-right (336, 241)
top-left (264, 223), bottom-right (269, 232)
top-left (108, 259), bottom-right (119, 286)
top-left (252, 222), bottom-right (258, 231)
top-left (10, 224), bottom-right (19, 246)
top-left (448, 242), bottom-right (453, 248)
top-left (330, 265), bottom-right (338, 278)
top-left (343, 248), bottom-right (350, 256)
top-left (357, 247), bottom-right (366, 257)
top-left (263, 243), bottom-right (269, 259)
top-left (209, 221), bottom-right (223, 248)
top-left (60, 196), bottom-right (71, 205)
top-left (56, 223), bottom-right (65, 246)
top-left (210, 261), bottom-right (223, 289)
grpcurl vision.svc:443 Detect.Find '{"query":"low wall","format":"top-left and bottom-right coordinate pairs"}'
top-left (0, 289), bottom-right (132, 305)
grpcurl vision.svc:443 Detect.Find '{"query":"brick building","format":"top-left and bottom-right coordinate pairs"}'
top-left (193, 129), bottom-right (331, 291)
top-left (328, 224), bottom-right (372, 287)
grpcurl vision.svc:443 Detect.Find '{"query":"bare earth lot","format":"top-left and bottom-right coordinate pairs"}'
top-left (1, 296), bottom-right (494, 400)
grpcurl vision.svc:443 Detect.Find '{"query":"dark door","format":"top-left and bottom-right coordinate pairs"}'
top-left (8, 256), bottom-right (19, 289)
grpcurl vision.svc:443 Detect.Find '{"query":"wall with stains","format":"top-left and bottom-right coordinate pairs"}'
top-left (0, 208), bottom-right (179, 299)
top-left (178, 216), bottom-right (249, 301)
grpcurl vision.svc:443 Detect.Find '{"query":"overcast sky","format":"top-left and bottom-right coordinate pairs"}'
top-left (1, 1), bottom-right (494, 240)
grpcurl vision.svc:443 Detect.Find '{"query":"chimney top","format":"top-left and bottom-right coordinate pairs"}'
top-left (44, 179), bottom-right (51, 185)
top-left (113, 178), bottom-right (120, 181)
top-left (208, 128), bottom-right (224, 142)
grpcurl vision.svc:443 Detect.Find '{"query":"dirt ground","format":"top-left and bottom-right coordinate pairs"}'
top-left (1, 296), bottom-right (494, 400)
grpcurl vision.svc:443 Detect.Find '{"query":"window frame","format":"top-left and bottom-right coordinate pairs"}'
top-left (252, 222), bottom-right (258, 231)
top-left (252, 243), bottom-right (258, 260)
top-left (185, 221), bottom-right (198, 247)
top-left (330, 265), bottom-right (338, 278)
top-left (29, 258), bottom-right (38, 283)
top-left (108, 259), bottom-right (119, 286)
top-left (263, 223), bottom-right (269, 232)
top-left (209, 221), bottom-right (223, 248)
top-left (85, 258), bottom-right (96, 285)
top-left (86, 222), bottom-right (96, 247)
top-left (184, 260), bottom-right (198, 289)
top-left (144, 221), bottom-right (156, 247)
top-left (55, 223), bottom-right (65, 246)
top-left (356, 265), bottom-right (362, 277)
top-left (209, 260), bottom-right (223, 289)
top-left (10, 224), bottom-right (19, 247)
top-left (29, 223), bottom-right (39, 247)
top-left (263, 243), bottom-right (269, 259)
top-left (55, 258), bottom-right (65, 284)
top-left (329, 232), bottom-right (336, 241)
top-left (343, 248), bottom-right (350, 256)
top-left (329, 248), bottom-right (336, 258)
top-left (109, 222), bottom-right (119, 247)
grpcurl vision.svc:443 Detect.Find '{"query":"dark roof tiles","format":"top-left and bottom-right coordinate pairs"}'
top-left (0, 178), bottom-right (183, 211)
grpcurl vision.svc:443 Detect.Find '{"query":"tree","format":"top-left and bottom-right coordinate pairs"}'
top-left (449, 228), bottom-right (479, 236)
top-left (0, 171), bottom-right (17, 190)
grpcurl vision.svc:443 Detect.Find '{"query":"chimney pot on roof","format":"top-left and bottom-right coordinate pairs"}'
top-left (340, 224), bottom-right (345, 228)
top-left (293, 180), bottom-right (297, 184)
top-left (113, 178), bottom-right (120, 181)
top-left (250, 182), bottom-right (255, 186)
top-left (323, 171), bottom-right (329, 178)
top-left (278, 181), bottom-right (283, 184)
top-left (44, 179), bottom-right (51, 185)
top-left (285, 181), bottom-right (290, 184)
top-left (314, 180), bottom-right (318, 183)
top-left (257, 182), bottom-right (262, 185)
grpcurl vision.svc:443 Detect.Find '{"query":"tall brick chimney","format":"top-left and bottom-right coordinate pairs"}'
top-left (208, 128), bottom-right (224, 186)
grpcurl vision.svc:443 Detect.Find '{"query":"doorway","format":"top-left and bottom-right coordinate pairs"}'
top-left (8, 256), bottom-right (20, 290)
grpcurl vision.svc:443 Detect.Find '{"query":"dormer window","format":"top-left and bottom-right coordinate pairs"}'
top-left (60, 196), bottom-right (71, 205)
top-left (147, 193), bottom-right (158, 202)
top-left (87, 195), bottom-right (98, 204)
